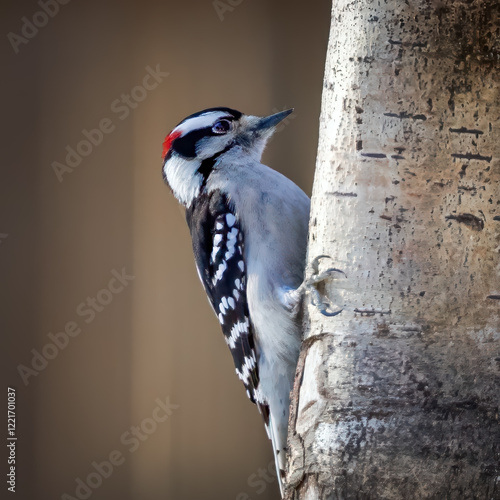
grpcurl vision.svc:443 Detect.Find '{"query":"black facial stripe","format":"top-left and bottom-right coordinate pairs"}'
top-left (169, 108), bottom-right (242, 159)
top-left (197, 143), bottom-right (234, 188)
top-left (172, 127), bottom-right (212, 158)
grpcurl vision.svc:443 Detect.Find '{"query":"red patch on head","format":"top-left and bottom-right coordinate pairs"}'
top-left (162, 130), bottom-right (182, 159)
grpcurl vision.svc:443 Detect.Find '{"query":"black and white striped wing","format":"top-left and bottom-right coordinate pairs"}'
top-left (186, 190), bottom-right (269, 421)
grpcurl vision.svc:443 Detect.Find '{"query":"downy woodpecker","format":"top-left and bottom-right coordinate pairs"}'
top-left (162, 108), bottom-right (310, 495)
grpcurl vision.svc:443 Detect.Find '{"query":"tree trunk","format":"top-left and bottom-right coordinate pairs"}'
top-left (286, 0), bottom-right (500, 498)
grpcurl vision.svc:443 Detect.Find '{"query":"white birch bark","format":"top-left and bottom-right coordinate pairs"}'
top-left (286, 1), bottom-right (500, 498)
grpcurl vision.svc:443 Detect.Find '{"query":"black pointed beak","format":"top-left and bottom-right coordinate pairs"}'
top-left (252, 109), bottom-right (294, 132)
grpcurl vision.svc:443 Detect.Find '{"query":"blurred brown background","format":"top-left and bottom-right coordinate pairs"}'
top-left (1, 1), bottom-right (330, 498)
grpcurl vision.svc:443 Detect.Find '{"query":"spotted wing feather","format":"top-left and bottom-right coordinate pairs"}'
top-left (186, 190), bottom-right (269, 422)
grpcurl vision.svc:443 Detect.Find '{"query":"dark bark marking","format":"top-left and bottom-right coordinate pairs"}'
top-left (445, 213), bottom-right (485, 231)
top-left (362, 152), bottom-right (387, 158)
top-left (449, 127), bottom-right (484, 137)
top-left (486, 295), bottom-right (500, 300)
top-left (451, 153), bottom-right (492, 162)
top-left (384, 111), bottom-right (427, 121)
top-left (380, 214), bottom-right (392, 221)
top-left (328, 191), bottom-right (358, 197)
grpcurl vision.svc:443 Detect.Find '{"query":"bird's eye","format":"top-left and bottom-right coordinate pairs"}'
top-left (212, 119), bottom-right (231, 134)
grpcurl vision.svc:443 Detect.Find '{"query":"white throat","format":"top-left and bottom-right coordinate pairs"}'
top-left (163, 155), bottom-right (202, 208)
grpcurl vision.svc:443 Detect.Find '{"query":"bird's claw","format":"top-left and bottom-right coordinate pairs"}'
top-left (302, 255), bottom-right (345, 317)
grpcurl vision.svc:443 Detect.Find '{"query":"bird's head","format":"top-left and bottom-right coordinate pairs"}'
top-left (161, 107), bottom-right (293, 207)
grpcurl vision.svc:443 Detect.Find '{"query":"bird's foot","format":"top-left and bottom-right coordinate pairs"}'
top-left (302, 255), bottom-right (345, 316)
top-left (283, 255), bottom-right (345, 317)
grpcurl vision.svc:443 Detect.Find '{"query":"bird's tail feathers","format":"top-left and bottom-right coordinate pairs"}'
top-left (266, 413), bottom-right (286, 498)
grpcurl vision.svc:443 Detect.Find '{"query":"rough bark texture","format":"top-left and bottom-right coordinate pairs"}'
top-left (286, 1), bottom-right (500, 499)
